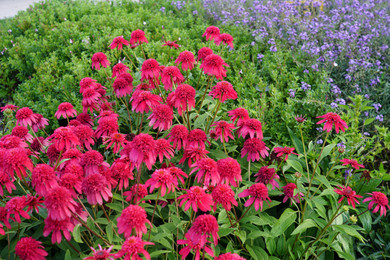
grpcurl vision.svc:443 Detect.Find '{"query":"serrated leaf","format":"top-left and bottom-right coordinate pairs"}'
top-left (106, 203), bottom-right (123, 212)
top-left (287, 159), bottom-right (303, 173)
top-left (106, 222), bottom-right (113, 243)
top-left (235, 230), bottom-right (246, 243)
top-left (218, 227), bottom-right (234, 237)
top-left (291, 219), bottom-right (318, 235)
top-left (364, 118), bottom-right (375, 126)
top-left (271, 208), bottom-right (297, 237)
top-left (246, 244), bottom-right (269, 260)
top-left (319, 144), bottom-right (336, 161)
top-left (73, 224), bottom-right (83, 243)
top-left (333, 225), bottom-right (365, 242)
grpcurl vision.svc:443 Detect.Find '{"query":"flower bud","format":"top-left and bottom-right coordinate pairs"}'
top-left (343, 206), bottom-right (349, 212)
top-left (350, 215), bottom-right (358, 224)
top-left (294, 172), bottom-right (302, 179)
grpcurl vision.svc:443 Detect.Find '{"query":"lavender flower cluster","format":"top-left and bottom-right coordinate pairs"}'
top-left (202, 0), bottom-right (390, 120)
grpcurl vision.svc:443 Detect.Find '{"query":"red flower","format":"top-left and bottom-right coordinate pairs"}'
top-left (209, 81), bottom-right (237, 103)
top-left (202, 26), bottom-right (220, 41)
top-left (175, 51), bottom-right (196, 71)
top-left (217, 157), bottom-right (242, 187)
top-left (254, 166), bottom-right (279, 190)
top-left (188, 129), bottom-right (208, 149)
top-left (79, 77), bottom-right (97, 94)
top-left (187, 214), bottom-right (219, 245)
top-left (167, 125), bottom-right (189, 150)
top-left (179, 186), bottom-right (213, 212)
top-left (241, 138), bottom-right (269, 162)
top-left (214, 33), bottom-right (234, 48)
top-left (130, 29), bottom-right (148, 45)
top-left (15, 107), bottom-right (38, 127)
top-left (15, 237), bottom-right (48, 260)
top-left (73, 124), bottom-right (95, 150)
top-left (0, 135), bottom-right (27, 149)
top-left (316, 112), bottom-right (348, 133)
top-left (113, 76), bottom-right (133, 98)
top-left (161, 66), bottom-right (185, 91)
top-left (110, 36), bottom-right (129, 50)
top-left (59, 173), bottom-right (82, 197)
top-left (25, 194), bottom-right (45, 214)
top-left (85, 245), bottom-right (115, 260)
top-left (81, 173), bottom-right (112, 205)
top-left (168, 166), bottom-right (188, 185)
top-left (340, 159), bottom-right (365, 170)
top-left (112, 63), bottom-right (130, 78)
top-left (95, 116), bottom-right (119, 138)
top-left (31, 113), bottom-right (49, 132)
top-left (179, 145), bottom-right (210, 166)
top-left (238, 183), bottom-right (271, 211)
top-left (110, 159), bottom-right (134, 190)
top-left (363, 192), bottom-right (390, 216)
top-left (162, 40), bottom-right (180, 49)
top-left (103, 133), bottom-right (128, 154)
top-left (191, 158), bottom-right (220, 186)
top-left (228, 107), bottom-right (250, 125)
top-left (155, 138), bottom-right (175, 163)
top-left (76, 112), bottom-right (94, 127)
top-left (334, 185), bottom-right (362, 208)
top-left (115, 236), bottom-right (153, 260)
top-left (0, 170), bottom-right (16, 195)
top-left (122, 133), bottom-right (157, 170)
top-left (130, 91), bottom-right (162, 114)
top-left (4, 147), bottom-right (33, 179)
top-left (211, 121), bottom-right (235, 143)
top-left (91, 52), bottom-right (110, 70)
top-left (178, 233), bottom-right (214, 260)
top-left (124, 184), bottom-right (148, 203)
top-left (59, 148), bottom-right (83, 170)
top-left (30, 136), bottom-right (48, 152)
top-left (11, 126), bottom-right (33, 142)
top-left (273, 146), bottom-right (298, 160)
top-left (200, 54), bottom-right (229, 80)
top-left (117, 205), bottom-right (151, 238)
top-left (82, 88), bottom-right (101, 113)
top-left (55, 102), bottom-right (77, 119)
top-left (31, 164), bottom-right (58, 196)
top-left (6, 196), bottom-right (30, 223)
top-left (80, 150), bottom-right (108, 176)
top-left (283, 183), bottom-right (304, 205)
top-left (141, 59), bottom-right (161, 82)
top-left (43, 217), bottom-right (75, 244)
top-left (0, 206), bottom-right (11, 228)
top-left (237, 118), bottom-right (263, 139)
top-left (145, 169), bottom-right (178, 196)
top-left (197, 47), bottom-right (213, 62)
top-left (212, 184), bottom-right (238, 211)
top-left (216, 253), bottom-right (246, 260)
top-left (171, 84), bottom-right (196, 116)
top-left (0, 104), bottom-right (18, 112)
top-left (45, 186), bottom-right (78, 220)
top-left (148, 104), bottom-right (174, 131)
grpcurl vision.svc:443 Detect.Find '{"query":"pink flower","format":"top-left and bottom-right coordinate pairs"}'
top-left (82, 173), bottom-right (112, 205)
top-left (15, 107), bottom-right (38, 127)
top-left (80, 150), bottom-right (109, 176)
top-left (214, 33), bottom-right (234, 48)
top-left (212, 184), bottom-right (238, 211)
top-left (130, 29), bottom-right (148, 45)
top-left (171, 84), bottom-right (196, 116)
top-left (6, 196), bottom-right (30, 223)
top-left (216, 253), bottom-right (246, 260)
top-left (197, 47), bottom-right (213, 62)
top-left (84, 245), bottom-right (116, 260)
top-left (103, 133), bottom-right (128, 154)
top-left (191, 158), bottom-right (220, 186)
top-left (82, 88), bottom-right (101, 113)
top-left (115, 236), bottom-right (154, 260)
top-left (237, 118), bottom-right (263, 139)
top-left (4, 147), bottom-right (33, 180)
top-left (122, 133), bottom-right (156, 170)
top-left (202, 26), bottom-right (220, 41)
top-left (11, 126), bottom-right (33, 142)
top-left (124, 184), bottom-right (148, 203)
top-left (316, 112), bottom-right (348, 133)
top-left (161, 66), bottom-right (185, 91)
top-left (110, 36), bottom-right (129, 50)
top-left (15, 237), bottom-right (48, 260)
top-left (31, 113), bottom-right (49, 132)
top-left (155, 139), bottom-right (175, 163)
top-left (209, 81), bottom-right (237, 103)
top-left (145, 169), bottom-right (178, 196)
top-left (130, 91), bottom-right (162, 114)
top-left (228, 107), bottom-right (249, 125)
top-left (31, 164), bottom-right (58, 196)
top-left (188, 129), bottom-right (208, 149)
top-left (167, 125), bottom-right (189, 150)
top-left (73, 124), bottom-right (95, 150)
top-left (0, 170), bottom-right (16, 196)
top-left (187, 214), bottom-right (219, 245)
top-left (59, 173), bottom-right (82, 198)
top-left (217, 157), bottom-right (242, 187)
top-left (282, 183), bottom-right (304, 205)
top-left (112, 63), bottom-right (130, 78)
top-left (238, 183), bottom-right (271, 211)
top-left (148, 104), bottom-right (173, 131)
top-left (25, 194), bottom-right (45, 214)
top-left (113, 76), bottom-right (133, 98)
top-left (179, 146), bottom-right (210, 166)
top-left (334, 185), bottom-right (362, 208)
top-left (91, 52), bottom-right (110, 70)
top-left (43, 217), bottom-right (75, 244)
top-left (55, 102), bottom-right (77, 119)
top-left (0, 104), bottom-right (18, 112)
top-left (178, 233), bottom-right (214, 260)
top-left (340, 159), bottom-right (365, 170)
top-left (117, 205), bottom-right (151, 238)
top-left (110, 159), bottom-right (134, 190)
top-left (363, 192), bottom-right (390, 216)
top-left (254, 166), bottom-right (279, 190)
top-left (168, 166), bottom-right (188, 186)
top-left (141, 59), bottom-right (161, 82)
top-left (45, 186), bottom-right (78, 220)
top-left (179, 186), bottom-right (213, 212)
top-left (175, 51), bottom-right (195, 71)
top-left (79, 77), bottom-right (97, 94)
top-left (76, 112), bottom-right (94, 127)
top-left (200, 54), bottom-right (229, 80)
top-left (95, 116), bottom-right (119, 138)
top-left (162, 40), bottom-right (180, 49)
top-left (273, 147), bottom-right (298, 160)
top-left (211, 121), bottom-right (235, 143)
top-left (241, 138), bottom-right (269, 162)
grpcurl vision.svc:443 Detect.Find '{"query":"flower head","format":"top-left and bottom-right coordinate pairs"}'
top-left (112, 63), bottom-right (130, 78)
top-left (237, 118), bottom-right (263, 139)
top-left (84, 245), bottom-right (115, 260)
top-left (175, 51), bottom-right (195, 71)
top-left (124, 184), bottom-right (148, 203)
top-left (282, 183), bottom-right (304, 205)
top-left (95, 116), bottom-right (119, 138)
top-left (167, 125), bottom-right (189, 150)
top-left (130, 91), bottom-right (162, 114)
top-left (155, 138), bottom-right (174, 163)
top-left (334, 185), bottom-right (362, 208)
top-left (178, 233), bottom-right (214, 260)
top-left (6, 196), bottom-right (30, 223)
top-left (80, 150), bottom-right (108, 176)
top-left (55, 102), bottom-right (77, 119)
top-left (273, 146), bottom-right (298, 161)
top-left (110, 159), bottom-right (134, 190)
top-left (340, 159), bottom-right (365, 170)
top-left (317, 112), bottom-right (348, 133)
top-left (202, 26), bottom-right (220, 41)
top-left (209, 81), bottom-right (237, 103)
top-left (145, 169), bottom-right (178, 196)
top-left (0, 104), bottom-right (18, 112)
top-left (162, 40), bottom-right (180, 49)
top-left (11, 126), bottom-right (33, 142)
top-left (91, 52), bottom-right (110, 70)
top-left (31, 113), bottom-right (49, 132)
top-left (180, 146), bottom-right (210, 166)
top-left (238, 183), bottom-right (271, 211)
top-left (141, 59), bottom-right (161, 82)
top-left (15, 237), bottom-right (48, 260)
top-left (4, 147), bottom-right (33, 179)
top-left (43, 217), bottom-right (75, 244)
top-left (212, 184), bottom-right (238, 211)
top-left (217, 157), bottom-right (242, 187)
top-left (122, 133), bottom-right (156, 170)
top-left (115, 236), bottom-right (153, 260)
top-left (45, 186), bottom-right (78, 220)
top-left (15, 107), bottom-right (38, 127)
top-left (228, 107), bottom-right (249, 125)
top-left (179, 186), bottom-right (213, 212)
top-left (171, 84), bottom-right (196, 116)
top-left (110, 36), bottom-right (129, 50)
top-left (148, 104), bottom-right (173, 131)
top-left (211, 121), bottom-right (235, 143)
top-left (241, 138), bottom-right (269, 162)
top-left (79, 77), bottom-right (97, 94)
top-left (113, 76), bottom-right (133, 98)
top-left (73, 124), bottom-right (95, 150)
top-left (31, 164), bottom-right (58, 196)
top-left (191, 158), bottom-right (220, 186)
top-left (363, 192), bottom-right (389, 216)
top-left (49, 127), bottom-right (80, 151)
top-left (103, 133), bottom-right (128, 154)
top-left (216, 253), bottom-right (246, 260)
top-left (161, 66), bottom-right (185, 91)
top-left (254, 166), bottom-right (279, 190)
top-left (197, 47), bottom-right (213, 62)
top-left (117, 205), bottom-right (151, 238)
top-left (187, 214), bottom-right (219, 245)
top-left (130, 29), bottom-right (148, 45)
top-left (188, 129), bottom-right (208, 149)
top-left (200, 54), bottom-right (229, 80)
top-left (168, 166), bottom-right (188, 185)
top-left (81, 173), bottom-right (112, 205)
top-left (214, 33), bottom-right (234, 48)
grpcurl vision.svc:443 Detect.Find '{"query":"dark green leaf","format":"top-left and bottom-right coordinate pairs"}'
top-left (271, 208), bottom-right (297, 237)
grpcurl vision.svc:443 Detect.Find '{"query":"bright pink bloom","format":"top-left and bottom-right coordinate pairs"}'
top-left (197, 47), bottom-right (213, 62)
top-left (6, 196), bottom-right (30, 223)
top-left (216, 253), bottom-right (246, 260)
top-left (209, 81), bottom-right (237, 103)
top-left (340, 159), bottom-right (365, 170)
top-left (241, 138), bottom-right (269, 162)
top-left (363, 192), bottom-right (390, 216)
top-left (81, 173), bottom-right (112, 205)
top-left (55, 102), bottom-right (77, 119)
top-left (202, 26), bottom-right (220, 41)
top-left (145, 169), bottom-right (178, 196)
top-left (130, 91), bottom-right (162, 114)
top-left (155, 138), bottom-right (175, 163)
top-left (110, 36), bottom-right (129, 50)
top-left (73, 124), bottom-right (95, 150)
top-left (334, 185), bottom-right (362, 208)
top-left (15, 107), bottom-right (38, 127)
top-left (95, 116), bottom-right (119, 139)
top-left (179, 146), bottom-right (210, 166)
top-left (59, 173), bottom-right (82, 197)
top-left (15, 237), bottom-right (48, 260)
top-left (11, 126), bottom-right (33, 142)
top-left (141, 59), bottom-right (161, 82)
top-left (79, 78), bottom-right (97, 93)
top-left (103, 133), bottom-right (128, 154)
top-left (283, 183), bottom-right (304, 205)
top-left (0, 135), bottom-right (27, 149)
top-left (43, 217), bottom-right (75, 244)
top-left (60, 148), bottom-right (83, 169)
top-left (25, 194), bottom-right (45, 214)
top-left (217, 157), bottom-right (242, 187)
top-left (175, 51), bottom-right (195, 71)
top-left (30, 136), bottom-right (48, 152)
top-left (317, 112), bottom-right (348, 133)
top-left (188, 129), bottom-right (208, 149)
top-left (187, 214), bottom-right (219, 245)
top-left (214, 33), bottom-right (234, 48)
top-left (130, 29), bottom-right (148, 45)
top-left (168, 166), bottom-right (188, 185)
top-left (85, 245), bottom-right (116, 260)
top-left (4, 147), bottom-right (33, 179)
top-left (115, 236), bottom-right (153, 260)
top-left (112, 63), bottom-right (130, 78)
top-left (110, 159), bottom-right (134, 190)
top-left (45, 186), bottom-right (77, 220)
top-left (161, 66), bottom-right (185, 91)
top-left (238, 183), bottom-right (271, 211)
top-left (237, 118), bottom-right (263, 139)
top-left (254, 166), bottom-right (279, 190)
top-left (113, 76), bottom-right (133, 98)
top-left (0, 104), bottom-right (18, 112)
top-left (167, 125), bottom-right (189, 150)
top-left (273, 146), bottom-right (298, 160)
top-left (117, 205), bottom-right (151, 238)
top-left (0, 170), bottom-right (16, 195)
top-left (191, 158), bottom-right (220, 186)
top-left (82, 88), bottom-right (101, 113)
top-left (124, 184), bottom-right (148, 203)
top-left (178, 233), bottom-right (214, 260)
top-left (179, 186), bottom-right (213, 212)
top-left (212, 184), bottom-right (238, 211)
top-left (162, 40), bottom-right (180, 49)
top-left (91, 52), bottom-right (110, 70)
top-left (171, 84), bottom-right (196, 116)
top-left (80, 150), bottom-right (109, 176)
top-left (228, 107), bottom-right (250, 125)
top-left (200, 54), bottom-right (229, 80)
top-left (123, 133), bottom-right (156, 170)
top-left (211, 121), bottom-right (235, 143)
top-left (31, 113), bottom-right (49, 132)
top-left (77, 112), bottom-right (94, 127)
top-left (148, 104), bottom-right (173, 131)
top-left (31, 164), bottom-right (58, 196)
top-left (46, 145), bottom-right (61, 165)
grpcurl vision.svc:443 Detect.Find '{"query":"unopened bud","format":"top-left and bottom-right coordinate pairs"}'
top-left (350, 215), bottom-right (358, 224)
top-left (343, 206), bottom-right (349, 212)
top-left (295, 172), bottom-right (302, 179)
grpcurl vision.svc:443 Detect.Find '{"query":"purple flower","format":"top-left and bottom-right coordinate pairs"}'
top-left (335, 98), bottom-right (346, 105)
top-left (160, 7), bottom-right (166, 12)
top-left (363, 132), bottom-right (370, 136)
top-left (317, 139), bottom-right (323, 144)
top-left (270, 45), bottom-right (277, 52)
top-left (337, 142), bottom-right (346, 149)
top-left (257, 53), bottom-right (264, 61)
top-left (289, 89), bottom-right (295, 98)
top-left (301, 81), bottom-right (311, 91)
top-left (330, 102), bottom-right (338, 108)
top-left (376, 114), bottom-right (383, 122)
top-left (193, 10), bottom-right (198, 15)
top-left (373, 103), bottom-right (382, 112)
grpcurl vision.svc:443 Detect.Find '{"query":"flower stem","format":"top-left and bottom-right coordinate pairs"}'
top-left (197, 76), bottom-right (213, 113)
top-left (222, 130), bottom-right (228, 156)
top-left (230, 204), bottom-right (252, 228)
top-left (148, 191), bottom-right (160, 241)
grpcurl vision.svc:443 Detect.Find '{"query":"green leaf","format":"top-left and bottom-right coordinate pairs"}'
top-left (218, 228), bottom-right (234, 238)
top-left (291, 219), bottom-right (318, 235)
top-left (194, 113), bottom-right (209, 129)
top-left (364, 118), bottom-right (375, 126)
top-left (319, 144), bottom-right (336, 161)
top-left (105, 203), bottom-right (123, 212)
top-left (73, 224), bottom-right (83, 243)
top-left (246, 244), bottom-right (269, 260)
top-left (359, 210), bottom-right (372, 232)
top-left (248, 230), bottom-right (274, 240)
top-left (65, 250), bottom-right (71, 260)
top-left (287, 127), bottom-right (303, 154)
top-left (271, 208), bottom-right (297, 237)
top-left (332, 225), bottom-right (365, 242)
top-left (106, 222), bottom-right (113, 243)
top-left (150, 250), bottom-right (170, 257)
top-left (287, 159), bottom-right (303, 173)
top-left (235, 230), bottom-right (247, 243)
top-left (209, 149), bottom-right (228, 160)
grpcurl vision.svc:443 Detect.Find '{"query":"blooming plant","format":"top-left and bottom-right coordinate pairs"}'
top-left (0, 25), bottom-right (389, 260)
